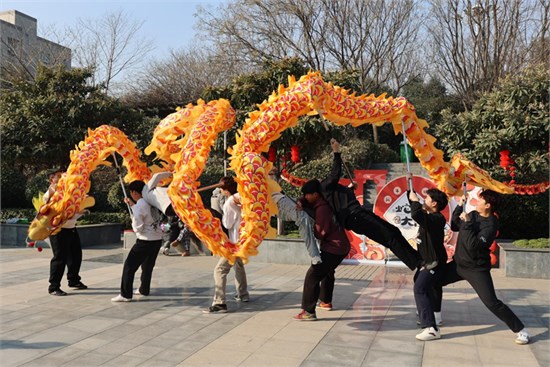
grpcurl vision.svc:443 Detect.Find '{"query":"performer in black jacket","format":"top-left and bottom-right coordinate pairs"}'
top-left (437, 189), bottom-right (530, 345)
top-left (311, 139), bottom-right (424, 271)
top-left (408, 187), bottom-right (448, 341)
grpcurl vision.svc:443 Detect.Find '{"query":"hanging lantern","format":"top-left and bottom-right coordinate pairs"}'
top-left (499, 150), bottom-right (510, 169)
top-left (290, 145), bottom-right (300, 163)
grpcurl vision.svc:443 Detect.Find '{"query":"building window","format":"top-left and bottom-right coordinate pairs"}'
top-left (41, 53), bottom-right (51, 65)
top-left (7, 37), bottom-right (21, 56)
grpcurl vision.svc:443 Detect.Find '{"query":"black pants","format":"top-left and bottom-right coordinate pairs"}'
top-left (120, 239), bottom-right (162, 299)
top-left (413, 264), bottom-right (446, 329)
top-left (438, 261), bottom-right (524, 333)
top-left (301, 251), bottom-right (347, 313)
top-left (346, 209), bottom-right (422, 270)
top-left (48, 228), bottom-right (83, 292)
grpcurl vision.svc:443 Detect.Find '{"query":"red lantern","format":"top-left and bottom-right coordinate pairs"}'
top-left (489, 241), bottom-right (498, 252)
top-left (490, 253), bottom-right (498, 266)
top-left (268, 146), bottom-right (277, 162)
top-left (290, 145), bottom-right (300, 163)
top-left (499, 150), bottom-right (510, 169)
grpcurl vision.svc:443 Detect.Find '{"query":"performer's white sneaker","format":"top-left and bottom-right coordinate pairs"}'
top-left (416, 327), bottom-right (441, 341)
top-left (515, 329), bottom-right (530, 345)
top-left (111, 295), bottom-right (131, 302)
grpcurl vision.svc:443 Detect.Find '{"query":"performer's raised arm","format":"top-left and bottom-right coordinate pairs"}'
top-left (325, 138), bottom-right (343, 186)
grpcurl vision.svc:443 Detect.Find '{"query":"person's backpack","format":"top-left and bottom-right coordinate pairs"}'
top-left (150, 206), bottom-right (167, 230)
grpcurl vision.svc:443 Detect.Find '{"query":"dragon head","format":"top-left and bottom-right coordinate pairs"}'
top-left (27, 207), bottom-right (60, 240)
top-left (27, 195), bottom-right (95, 241)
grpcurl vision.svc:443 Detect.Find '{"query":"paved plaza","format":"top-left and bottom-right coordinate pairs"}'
top-left (0, 246), bottom-right (548, 366)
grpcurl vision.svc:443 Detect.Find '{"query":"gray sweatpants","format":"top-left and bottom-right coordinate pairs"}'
top-left (212, 257), bottom-right (248, 305)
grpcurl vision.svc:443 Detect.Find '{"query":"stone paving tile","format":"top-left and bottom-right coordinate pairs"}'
top-left (304, 343), bottom-right (368, 366)
top-left (18, 345), bottom-right (88, 366)
top-left (0, 346), bottom-right (54, 367)
top-left (270, 336), bottom-right (321, 357)
top-left (1, 247), bottom-right (549, 367)
top-left (318, 329), bottom-right (376, 349)
top-left (422, 341), bottom-right (484, 366)
top-left (150, 340), bottom-right (209, 366)
top-left (175, 345), bottom-right (251, 367)
top-left (478, 345), bottom-right (539, 366)
top-left (101, 354), bottom-right (150, 367)
top-left (207, 334), bottom-right (270, 354)
top-left (361, 348), bottom-right (421, 367)
top-left (60, 351), bottom-right (116, 366)
top-left (240, 353), bottom-right (302, 367)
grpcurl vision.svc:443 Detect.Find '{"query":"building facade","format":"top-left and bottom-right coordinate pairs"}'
top-left (0, 9), bottom-right (71, 81)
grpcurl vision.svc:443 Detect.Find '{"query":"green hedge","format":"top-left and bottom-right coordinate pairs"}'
top-left (0, 208), bottom-right (131, 229)
top-left (513, 238), bottom-right (549, 249)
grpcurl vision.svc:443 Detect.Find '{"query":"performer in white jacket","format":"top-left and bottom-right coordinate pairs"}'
top-left (204, 176), bottom-right (249, 313)
top-left (111, 180), bottom-right (163, 302)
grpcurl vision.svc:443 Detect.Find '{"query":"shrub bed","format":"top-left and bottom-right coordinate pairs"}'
top-left (0, 208), bottom-right (131, 229)
top-left (512, 238), bottom-right (549, 249)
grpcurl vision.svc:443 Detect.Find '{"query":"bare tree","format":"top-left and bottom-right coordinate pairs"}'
top-left (69, 10), bottom-right (155, 95)
top-left (427, 0), bottom-right (549, 109)
top-left (197, 0), bottom-right (423, 89)
top-left (197, 0), bottom-right (424, 142)
top-left (124, 48), bottom-right (240, 108)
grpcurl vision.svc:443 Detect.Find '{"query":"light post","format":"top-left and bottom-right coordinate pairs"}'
top-left (223, 131), bottom-right (227, 176)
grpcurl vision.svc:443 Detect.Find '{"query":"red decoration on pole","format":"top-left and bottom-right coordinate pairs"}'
top-left (290, 145), bottom-right (300, 163)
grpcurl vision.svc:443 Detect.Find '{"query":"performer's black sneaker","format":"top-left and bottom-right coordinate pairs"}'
top-left (203, 304), bottom-right (228, 313)
top-left (69, 282), bottom-right (88, 289)
top-left (49, 289), bottom-right (67, 296)
top-left (234, 294), bottom-right (250, 302)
